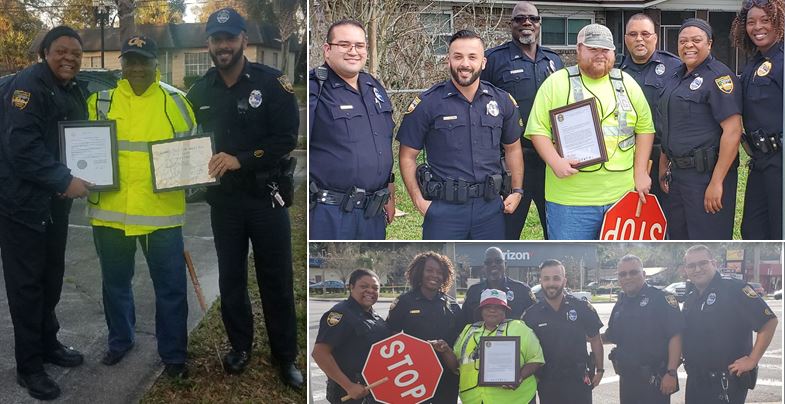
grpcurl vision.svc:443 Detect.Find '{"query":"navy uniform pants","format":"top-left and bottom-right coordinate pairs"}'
top-left (649, 145), bottom-right (668, 206)
top-left (741, 152), bottom-right (782, 239)
top-left (537, 376), bottom-right (592, 404)
top-left (423, 197), bottom-right (504, 240)
top-left (211, 195), bottom-right (298, 363)
top-left (309, 204), bottom-right (385, 240)
top-left (666, 167), bottom-right (737, 240)
top-left (505, 148), bottom-right (547, 240)
top-left (685, 374), bottom-right (747, 404)
top-left (0, 198), bottom-right (71, 375)
top-left (619, 374), bottom-right (670, 404)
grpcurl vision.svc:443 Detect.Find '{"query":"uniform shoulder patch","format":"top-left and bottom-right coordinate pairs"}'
top-left (405, 96), bottom-right (421, 114)
top-left (715, 75), bottom-right (734, 94)
top-left (742, 285), bottom-right (758, 298)
top-left (389, 297), bottom-right (400, 311)
top-left (508, 93), bottom-right (518, 108)
top-left (764, 308), bottom-right (774, 316)
top-left (529, 289), bottom-right (537, 303)
top-left (585, 300), bottom-right (597, 313)
top-left (326, 311), bottom-right (343, 326)
top-left (665, 294), bottom-right (679, 308)
top-left (277, 75), bottom-right (295, 93)
top-left (11, 90), bottom-right (31, 110)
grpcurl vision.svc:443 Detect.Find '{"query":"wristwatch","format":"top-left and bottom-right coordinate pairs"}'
top-left (666, 369), bottom-right (678, 377)
top-left (388, 172), bottom-right (395, 184)
top-left (512, 188), bottom-right (524, 195)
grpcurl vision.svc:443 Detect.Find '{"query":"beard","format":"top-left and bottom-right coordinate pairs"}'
top-left (517, 34), bottom-right (535, 45)
top-left (579, 58), bottom-right (613, 78)
top-left (209, 47), bottom-right (244, 70)
top-left (544, 285), bottom-right (564, 299)
top-left (450, 65), bottom-right (482, 87)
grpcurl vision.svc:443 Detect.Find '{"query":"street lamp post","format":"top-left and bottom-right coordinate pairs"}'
top-left (93, 0), bottom-right (111, 68)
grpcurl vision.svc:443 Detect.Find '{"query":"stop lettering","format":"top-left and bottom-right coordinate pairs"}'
top-left (600, 192), bottom-right (667, 240)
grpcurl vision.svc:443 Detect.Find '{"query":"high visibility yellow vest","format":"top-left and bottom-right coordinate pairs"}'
top-left (86, 76), bottom-right (196, 236)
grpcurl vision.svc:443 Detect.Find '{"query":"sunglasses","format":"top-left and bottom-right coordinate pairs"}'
top-left (512, 15), bottom-right (541, 24)
top-left (743, 0), bottom-right (769, 9)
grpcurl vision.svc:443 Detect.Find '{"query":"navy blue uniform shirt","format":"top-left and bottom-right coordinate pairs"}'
top-left (462, 276), bottom-right (536, 326)
top-left (618, 50), bottom-right (682, 144)
top-left (658, 55), bottom-right (743, 158)
top-left (604, 283), bottom-right (685, 368)
top-left (397, 80), bottom-right (522, 183)
top-left (741, 42), bottom-right (783, 160)
top-left (522, 295), bottom-right (604, 374)
top-left (0, 62), bottom-right (86, 231)
top-left (682, 272), bottom-right (777, 371)
top-left (482, 42), bottom-right (563, 127)
top-left (309, 66), bottom-right (394, 192)
top-left (187, 59), bottom-right (299, 208)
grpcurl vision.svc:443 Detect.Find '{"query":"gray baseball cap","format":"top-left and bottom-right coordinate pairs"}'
top-left (576, 24), bottom-right (616, 50)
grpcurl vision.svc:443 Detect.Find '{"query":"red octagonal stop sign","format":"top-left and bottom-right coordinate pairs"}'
top-left (362, 332), bottom-right (443, 404)
top-left (601, 191), bottom-right (667, 240)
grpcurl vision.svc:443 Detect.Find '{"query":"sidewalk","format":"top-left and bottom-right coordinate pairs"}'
top-left (0, 148), bottom-right (305, 403)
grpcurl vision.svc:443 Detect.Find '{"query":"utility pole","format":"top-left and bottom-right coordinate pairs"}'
top-left (93, 0), bottom-right (111, 68)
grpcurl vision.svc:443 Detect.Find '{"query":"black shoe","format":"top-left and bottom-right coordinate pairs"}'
top-left (17, 371), bottom-right (61, 401)
top-left (163, 363), bottom-right (188, 379)
top-left (43, 343), bottom-right (84, 368)
top-left (222, 350), bottom-right (251, 375)
top-left (278, 362), bottom-right (304, 390)
top-left (101, 345), bottom-right (133, 366)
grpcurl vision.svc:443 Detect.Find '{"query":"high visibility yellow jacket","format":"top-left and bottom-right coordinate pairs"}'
top-left (86, 75), bottom-right (196, 236)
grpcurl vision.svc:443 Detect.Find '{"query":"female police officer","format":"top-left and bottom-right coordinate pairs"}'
top-left (657, 18), bottom-right (743, 239)
top-left (312, 269), bottom-right (391, 403)
top-left (732, 0), bottom-right (784, 239)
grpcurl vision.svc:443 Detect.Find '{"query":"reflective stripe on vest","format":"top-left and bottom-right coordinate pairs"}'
top-left (96, 87), bottom-right (194, 137)
top-left (459, 319), bottom-right (510, 364)
top-left (117, 140), bottom-right (149, 152)
top-left (96, 90), bottom-right (112, 120)
top-left (169, 92), bottom-right (194, 136)
top-left (86, 205), bottom-right (184, 227)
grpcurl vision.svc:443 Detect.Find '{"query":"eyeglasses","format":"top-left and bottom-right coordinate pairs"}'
top-left (743, 0), bottom-right (769, 9)
top-left (685, 259), bottom-right (712, 270)
top-left (626, 31), bottom-right (655, 39)
top-left (484, 258), bottom-right (504, 266)
top-left (327, 41), bottom-right (367, 52)
top-left (618, 268), bottom-right (641, 279)
top-left (512, 15), bottom-right (541, 24)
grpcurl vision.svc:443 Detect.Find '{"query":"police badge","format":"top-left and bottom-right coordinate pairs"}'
top-left (706, 292), bottom-right (717, 306)
top-left (249, 89), bottom-right (263, 108)
top-left (486, 100), bottom-right (499, 117)
top-left (567, 309), bottom-right (578, 321)
top-left (756, 61), bottom-right (772, 77)
top-left (689, 77), bottom-right (703, 90)
top-left (373, 87), bottom-right (385, 103)
top-left (655, 63), bottom-right (665, 76)
top-left (639, 297), bottom-right (649, 307)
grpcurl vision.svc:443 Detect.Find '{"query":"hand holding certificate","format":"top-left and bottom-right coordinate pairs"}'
top-left (478, 336), bottom-right (520, 386)
top-left (149, 135), bottom-right (218, 192)
top-left (549, 98), bottom-right (608, 169)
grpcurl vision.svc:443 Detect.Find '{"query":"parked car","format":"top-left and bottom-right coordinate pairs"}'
top-left (531, 284), bottom-right (591, 302)
top-left (747, 282), bottom-right (766, 297)
top-left (663, 282), bottom-right (687, 303)
top-left (774, 289), bottom-right (782, 300)
top-left (309, 280), bottom-right (346, 293)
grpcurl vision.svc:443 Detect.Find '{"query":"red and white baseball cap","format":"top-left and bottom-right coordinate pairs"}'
top-left (478, 288), bottom-right (511, 311)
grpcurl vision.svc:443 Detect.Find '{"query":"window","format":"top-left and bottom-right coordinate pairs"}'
top-left (273, 52), bottom-right (279, 68)
top-left (542, 17), bottom-right (591, 46)
top-left (184, 52), bottom-right (211, 77)
top-left (257, 50), bottom-right (265, 64)
top-left (420, 12), bottom-right (453, 55)
top-left (86, 56), bottom-right (102, 68)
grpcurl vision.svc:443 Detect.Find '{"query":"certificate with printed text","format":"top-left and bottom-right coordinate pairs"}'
top-left (59, 120), bottom-right (119, 191)
top-left (149, 134), bottom-right (218, 192)
top-left (478, 336), bottom-right (520, 386)
top-left (550, 98), bottom-right (608, 169)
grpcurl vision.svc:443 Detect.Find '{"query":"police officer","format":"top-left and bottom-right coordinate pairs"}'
top-left (462, 246), bottom-right (536, 326)
top-left (0, 26), bottom-right (90, 400)
top-left (398, 30), bottom-right (524, 240)
top-left (186, 8), bottom-right (302, 387)
top-left (657, 18), bottom-right (743, 240)
top-left (602, 255), bottom-right (684, 404)
top-left (387, 252), bottom-right (462, 404)
top-left (681, 245), bottom-right (778, 404)
top-left (732, 0), bottom-right (784, 239)
top-left (312, 269), bottom-right (391, 404)
top-left (617, 13), bottom-right (682, 204)
top-left (522, 259), bottom-right (604, 404)
top-left (309, 19), bottom-right (395, 240)
top-left (482, 1), bottom-right (563, 240)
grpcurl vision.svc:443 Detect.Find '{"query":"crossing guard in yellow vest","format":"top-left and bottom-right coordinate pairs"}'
top-left (86, 35), bottom-right (195, 378)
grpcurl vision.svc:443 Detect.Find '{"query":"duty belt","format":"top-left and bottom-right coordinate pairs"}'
top-left (311, 185), bottom-right (389, 218)
top-left (315, 189), bottom-right (373, 208)
top-left (668, 146), bottom-right (718, 173)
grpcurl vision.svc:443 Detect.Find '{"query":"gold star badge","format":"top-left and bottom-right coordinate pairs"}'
top-left (327, 311), bottom-right (343, 326)
top-left (11, 90), bottom-right (30, 110)
top-left (715, 75), bottom-right (734, 94)
top-left (253, 150), bottom-right (264, 158)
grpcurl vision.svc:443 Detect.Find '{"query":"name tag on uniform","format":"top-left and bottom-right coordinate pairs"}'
top-left (340, 105), bottom-right (354, 110)
top-left (442, 115), bottom-right (458, 121)
top-left (538, 323), bottom-right (547, 327)
top-left (510, 69), bottom-right (524, 74)
top-left (199, 106), bottom-right (210, 110)
top-left (409, 309), bottom-right (421, 314)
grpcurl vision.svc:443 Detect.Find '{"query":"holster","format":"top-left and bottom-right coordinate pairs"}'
top-left (416, 163), bottom-right (438, 200)
top-left (738, 366), bottom-right (758, 390)
top-left (257, 156), bottom-right (297, 207)
top-left (485, 174), bottom-right (503, 200)
top-left (364, 188), bottom-right (390, 219)
top-left (309, 181), bottom-right (319, 210)
top-left (340, 186), bottom-right (366, 212)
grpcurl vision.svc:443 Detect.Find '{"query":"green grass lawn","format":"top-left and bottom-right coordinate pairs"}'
top-left (141, 189), bottom-right (307, 404)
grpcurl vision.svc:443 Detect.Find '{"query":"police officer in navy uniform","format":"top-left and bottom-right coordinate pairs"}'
top-left (312, 269), bottom-right (391, 404)
top-left (398, 30), bottom-right (524, 240)
top-left (387, 252), bottom-right (462, 404)
top-left (0, 26), bottom-right (90, 400)
top-left (522, 259), bottom-right (604, 404)
top-left (462, 246), bottom-right (536, 326)
top-left (309, 19), bottom-right (395, 240)
top-left (186, 8), bottom-right (302, 388)
top-left (617, 13), bottom-right (682, 205)
top-left (482, 1), bottom-right (562, 240)
top-left (732, 1), bottom-right (784, 239)
top-left (681, 245), bottom-right (778, 404)
top-left (602, 255), bottom-right (684, 404)
top-left (657, 19), bottom-right (743, 240)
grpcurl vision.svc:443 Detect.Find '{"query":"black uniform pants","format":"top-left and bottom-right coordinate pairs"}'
top-left (505, 148), bottom-right (547, 240)
top-left (649, 145), bottom-right (668, 206)
top-left (666, 167), bottom-right (737, 240)
top-left (619, 374), bottom-right (670, 404)
top-left (538, 376), bottom-right (592, 404)
top-left (685, 374), bottom-right (747, 404)
top-left (211, 197), bottom-right (298, 363)
top-left (0, 199), bottom-right (71, 375)
top-left (741, 153), bottom-right (782, 239)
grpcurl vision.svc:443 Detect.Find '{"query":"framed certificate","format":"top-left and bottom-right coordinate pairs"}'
top-left (149, 134), bottom-right (219, 193)
top-left (59, 120), bottom-right (119, 191)
top-left (549, 98), bottom-right (608, 169)
top-left (478, 336), bottom-right (520, 386)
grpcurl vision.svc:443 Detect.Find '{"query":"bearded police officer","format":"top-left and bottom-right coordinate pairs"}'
top-left (398, 30), bottom-right (524, 240)
top-left (482, 1), bottom-right (563, 240)
top-left (186, 8), bottom-right (302, 388)
top-left (602, 255), bottom-right (684, 403)
top-left (681, 245), bottom-right (778, 404)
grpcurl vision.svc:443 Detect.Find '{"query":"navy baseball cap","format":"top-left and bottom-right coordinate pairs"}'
top-left (206, 8), bottom-right (246, 36)
top-left (120, 35), bottom-right (157, 59)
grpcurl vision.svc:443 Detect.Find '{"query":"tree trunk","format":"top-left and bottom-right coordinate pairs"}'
top-left (116, 0), bottom-right (136, 41)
